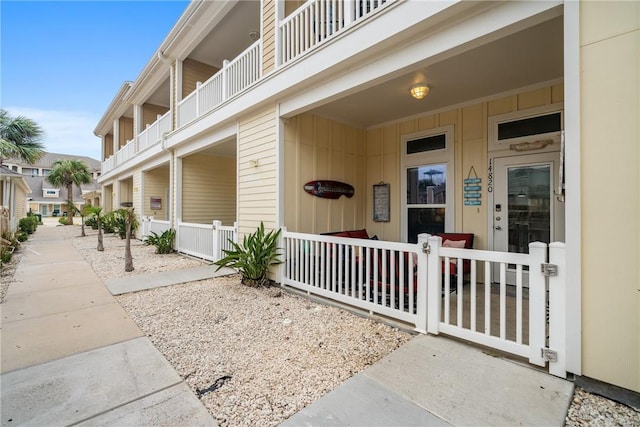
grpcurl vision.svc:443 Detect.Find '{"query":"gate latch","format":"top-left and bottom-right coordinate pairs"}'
top-left (541, 348), bottom-right (558, 362)
top-left (541, 263), bottom-right (558, 276)
top-left (422, 242), bottom-right (430, 254)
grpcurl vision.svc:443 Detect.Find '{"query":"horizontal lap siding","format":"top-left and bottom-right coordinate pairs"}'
top-left (133, 171), bottom-right (142, 219)
top-left (182, 154), bottom-right (236, 225)
top-left (144, 166), bottom-right (170, 219)
top-left (238, 106), bottom-right (277, 234)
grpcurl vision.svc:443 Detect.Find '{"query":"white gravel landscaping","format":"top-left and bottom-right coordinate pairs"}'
top-left (4, 222), bottom-right (637, 426)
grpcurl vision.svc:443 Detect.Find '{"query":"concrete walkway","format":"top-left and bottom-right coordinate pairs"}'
top-left (1, 223), bottom-right (574, 426)
top-left (0, 225), bottom-right (216, 426)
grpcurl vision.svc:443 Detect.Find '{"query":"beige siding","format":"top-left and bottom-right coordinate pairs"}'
top-left (182, 58), bottom-right (219, 98)
top-left (144, 166), bottom-right (170, 220)
top-left (132, 170), bottom-right (142, 221)
top-left (284, 113), bottom-right (367, 234)
top-left (104, 134), bottom-right (114, 158)
top-left (142, 103), bottom-right (169, 128)
top-left (15, 186), bottom-right (27, 219)
top-left (238, 106), bottom-right (277, 234)
top-left (580, 1), bottom-right (639, 392)
top-left (262, 0), bottom-right (276, 74)
top-left (182, 154), bottom-right (236, 224)
top-left (118, 117), bottom-right (133, 147)
top-left (103, 185), bottom-right (113, 212)
top-left (119, 177), bottom-right (133, 206)
top-left (365, 84), bottom-right (564, 245)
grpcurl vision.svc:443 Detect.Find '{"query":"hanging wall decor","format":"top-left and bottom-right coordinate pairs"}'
top-left (373, 182), bottom-right (390, 222)
top-left (304, 180), bottom-right (355, 199)
top-left (463, 166), bottom-right (482, 206)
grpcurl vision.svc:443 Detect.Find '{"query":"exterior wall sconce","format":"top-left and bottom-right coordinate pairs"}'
top-left (410, 83), bottom-right (430, 100)
top-left (249, 159), bottom-right (259, 168)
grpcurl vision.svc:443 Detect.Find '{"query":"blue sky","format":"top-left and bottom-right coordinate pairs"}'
top-left (1, 0), bottom-right (190, 161)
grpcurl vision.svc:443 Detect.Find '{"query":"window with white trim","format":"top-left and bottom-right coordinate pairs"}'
top-left (402, 126), bottom-right (454, 243)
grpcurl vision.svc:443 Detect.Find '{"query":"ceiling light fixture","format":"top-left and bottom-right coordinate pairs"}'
top-left (410, 83), bottom-right (430, 100)
top-left (249, 31), bottom-right (260, 42)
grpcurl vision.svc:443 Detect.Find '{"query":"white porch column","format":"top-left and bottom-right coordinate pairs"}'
top-left (100, 136), bottom-right (105, 161)
top-left (133, 104), bottom-right (143, 141)
top-left (113, 119), bottom-right (120, 154)
top-left (275, 1), bottom-right (285, 67)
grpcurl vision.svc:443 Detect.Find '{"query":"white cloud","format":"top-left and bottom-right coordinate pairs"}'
top-left (5, 107), bottom-right (102, 161)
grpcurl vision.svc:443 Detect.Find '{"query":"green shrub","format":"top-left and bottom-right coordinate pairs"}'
top-left (214, 222), bottom-right (282, 287)
top-left (18, 216), bottom-right (38, 234)
top-left (102, 211), bottom-right (116, 234)
top-left (58, 217), bottom-right (68, 225)
top-left (144, 228), bottom-right (176, 254)
top-left (16, 232), bottom-right (28, 242)
top-left (85, 215), bottom-right (99, 229)
top-left (113, 208), bottom-right (139, 239)
top-left (0, 246), bottom-right (13, 264)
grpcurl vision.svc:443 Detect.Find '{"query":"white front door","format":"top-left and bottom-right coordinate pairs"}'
top-left (491, 152), bottom-right (565, 284)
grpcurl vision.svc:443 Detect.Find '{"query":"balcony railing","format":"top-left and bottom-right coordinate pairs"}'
top-left (178, 40), bottom-right (261, 128)
top-left (279, 0), bottom-right (393, 64)
top-left (102, 111), bottom-right (171, 174)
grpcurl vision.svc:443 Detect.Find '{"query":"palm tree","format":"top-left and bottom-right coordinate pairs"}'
top-left (123, 208), bottom-right (136, 272)
top-left (47, 159), bottom-right (93, 225)
top-left (88, 206), bottom-right (105, 251)
top-left (0, 109), bottom-right (45, 165)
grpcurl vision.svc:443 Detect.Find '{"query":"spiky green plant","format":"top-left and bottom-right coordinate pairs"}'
top-left (214, 222), bottom-right (282, 287)
top-left (144, 229), bottom-right (176, 254)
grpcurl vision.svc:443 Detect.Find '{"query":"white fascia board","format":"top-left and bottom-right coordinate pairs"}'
top-left (280, 0), bottom-right (563, 117)
top-left (174, 123), bottom-right (236, 158)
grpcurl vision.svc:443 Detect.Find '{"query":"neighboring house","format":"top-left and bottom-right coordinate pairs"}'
top-left (93, 1), bottom-right (639, 397)
top-left (3, 152), bottom-right (102, 216)
top-left (0, 166), bottom-right (31, 234)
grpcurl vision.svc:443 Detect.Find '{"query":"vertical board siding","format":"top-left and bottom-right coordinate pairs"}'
top-left (365, 83), bottom-right (564, 246)
top-left (144, 166), bottom-right (170, 220)
top-left (238, 106), bottom-right (277, 234)
top-left (182, 154), bottom-right (236, 224)
top-left (283, 113), bottom-right (367, 234)
top-left (142, 103), bottom-right (170, 128)
top-left (182, 58), bottom-right (219, 99)
top-left (104, 134), bottom-right (114, 158)
top-left (119, 117), bottom-right (134, 146)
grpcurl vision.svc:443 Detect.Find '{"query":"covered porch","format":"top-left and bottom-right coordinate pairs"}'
top-left (277, 9), bottom-right (569, 376)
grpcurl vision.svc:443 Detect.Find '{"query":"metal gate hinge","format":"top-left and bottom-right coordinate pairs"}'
top-left (541, 263), bottom-right (558, 276)
top-left (422, 242), bottom-right (430, 254)
top-left (541, 348), bottom-right (558, 362)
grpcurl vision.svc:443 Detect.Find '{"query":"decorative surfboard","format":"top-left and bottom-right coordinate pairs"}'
top-left (304, 180), bottom-right (354, 199)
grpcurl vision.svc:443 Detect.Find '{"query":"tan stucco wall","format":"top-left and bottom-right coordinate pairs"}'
top-left (283, 113), bottom-right (367, 234)
top-left (144, 165), bottom-right (170, 220)
top-left (181, 154), bottom-right (236, 225)
top-left (580, 1), bottom-right (640, 392)
top-left (364, 84), bottom-right (563, 245)
top-left (238, 106), bottom-right (278, 234)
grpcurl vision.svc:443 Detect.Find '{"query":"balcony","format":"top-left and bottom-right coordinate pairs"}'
top-left (280, 0), bottom-right (393, 64)
top-left (102, 110), bottom-right (171, 173)
top-left (177, 40), bottom-right (262, 128)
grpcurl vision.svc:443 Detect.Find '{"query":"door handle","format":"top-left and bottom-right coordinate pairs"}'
top-left (494, 226), bottom-right (502, 230)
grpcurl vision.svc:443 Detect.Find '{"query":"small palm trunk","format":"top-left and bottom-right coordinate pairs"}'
top-left (124, 217), bottom-right (134, 272)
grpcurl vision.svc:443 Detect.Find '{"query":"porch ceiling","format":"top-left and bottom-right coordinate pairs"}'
top-left (312, 16), bottom-right (564, 128)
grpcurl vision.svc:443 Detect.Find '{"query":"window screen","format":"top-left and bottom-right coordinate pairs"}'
top-left (498, 113), bottom-right (561, 140)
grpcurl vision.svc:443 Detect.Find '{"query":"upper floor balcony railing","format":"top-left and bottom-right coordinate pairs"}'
top-left (102, 110), bottom-right (171, 173)
top-left (279, 0), bottom-right (393, 64)
top-left (178, 40), bottom-right (262, 128)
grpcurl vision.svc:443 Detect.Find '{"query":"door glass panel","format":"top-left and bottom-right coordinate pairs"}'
top-left (407, 208), bottom-right (445, 243)
top-left (406, 164), bottom-right (446, 204)
top-left (507, 165), bottom-right (551, 254)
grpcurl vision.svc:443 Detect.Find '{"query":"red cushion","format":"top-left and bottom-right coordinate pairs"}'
top-left (331, 231), bottom-right (351, 238)
top-left (435, 233), bottom-right (473, 249)
top-left (347, 229), bottom-right (369, 239)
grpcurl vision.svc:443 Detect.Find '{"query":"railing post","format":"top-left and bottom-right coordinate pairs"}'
top-left (212, 220), bottom-right (222, 261)
top-left (156, 114), bottom-right (162, 142)
top-left (277, 226), bottom-right (288, 285)
top-left (415, 233), bottom-right (430, 334)
top-left (233, 221), bottom-right (239, 244)
top-left (344, 0), bottom-right (355, 26)
top-left (549, 242), bottom-right (567, 378)
top-left (528, 242), bottom-right (547, 367)
top-left (426, 235), bottom-right (441, 334)
top-left (195, 81), bottom-right (201, 117)
top-left (222, 60), bottom-right (229, 100)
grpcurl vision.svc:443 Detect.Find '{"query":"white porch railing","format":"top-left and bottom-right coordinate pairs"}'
top-left (281, 230), bottom-right (567, 378)
top-left (140, 216), bottom-right (171, 239)
top-left (178, 40), bottom-right (261, 127)
top-left (176, 220), bottom-right (238, 262)
top-left (138, 111), bottom-right (171, 153)
top-left (115, 140), bottom-right (136, 166)
top-left (279, 0), bottom-right (393, 63)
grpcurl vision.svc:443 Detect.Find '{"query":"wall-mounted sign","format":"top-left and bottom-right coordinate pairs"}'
top-left (373, 183), bottom-right (390, 222)
top-left (464, 166), bottom-right (482, 206)
top-left (150, 197), bottom-right (162, 210)
top-left (304, 180), bottom-right (354, 199)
